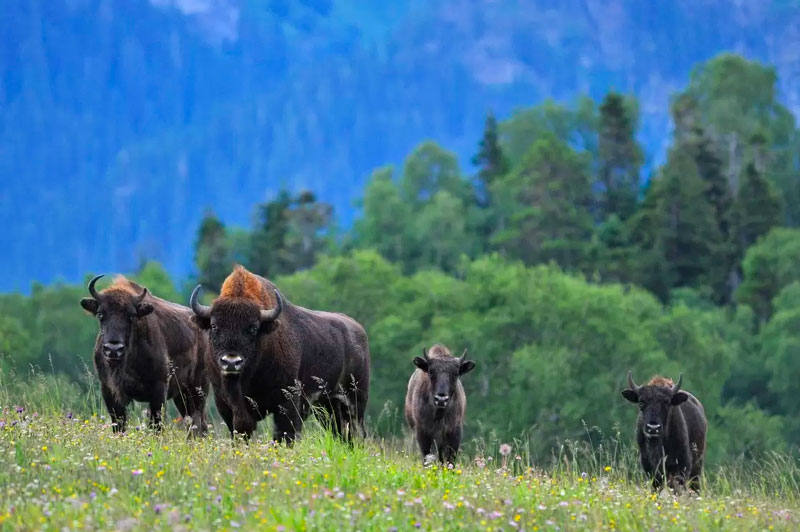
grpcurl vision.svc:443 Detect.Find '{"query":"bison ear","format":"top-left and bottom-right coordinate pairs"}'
top-left (671, 391), bottom-right (689, 406)
top-left (135, 302), bottom-right (154, 318)
top-left (621, 389), bottom-right (638, 403)
top-left (80, 298), bottom-right (98, 314)
top-left (459, 360), bottom-right (476, 375)
top-left (413, 357), bottom-right (429, 372)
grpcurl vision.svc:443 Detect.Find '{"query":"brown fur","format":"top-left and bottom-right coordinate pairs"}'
top-left (405, 344), bottom-right (475, 465)
top-left (81, 277), bottom-right (210, 435)
top-left (648, 376), bottom-right (674, 387)
top-left (195, 265), bottom-right (370, 443)
top-left (219, 265), bottom-right (276, 306)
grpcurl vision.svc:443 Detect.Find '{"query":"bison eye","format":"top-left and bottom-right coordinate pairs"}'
top-left (248, 325), bottom-right (259, 336)
top-left (97, 312), bottom-right (104, 321)
top-left (638, 402), bottom-right (645, 410)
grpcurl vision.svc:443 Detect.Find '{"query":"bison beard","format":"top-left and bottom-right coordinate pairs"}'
top-left (80, 275), bottom-right (211, 436)
top-left (191, 265), bottom-right (371, 444)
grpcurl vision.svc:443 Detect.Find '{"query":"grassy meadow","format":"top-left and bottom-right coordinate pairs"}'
top-left (1, 377), bottom-right (799, 531)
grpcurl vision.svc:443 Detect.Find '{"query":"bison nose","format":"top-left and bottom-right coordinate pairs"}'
top-left (645, 423), bottom-right (662, 436)
top-left (433, 393), bottom-right (450, 407)
top-left (220, 354), bottom-right (244, 374)
top-left (102, 341), bottom-right (125, 360)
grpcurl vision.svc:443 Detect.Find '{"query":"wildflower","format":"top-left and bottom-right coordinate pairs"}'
top-left (131, 469), bottom-right (144, 476)
top-left (489, 511), bottom-right (503, 520)
top-left (15, 406), bottom-right (23, 413)
top-left (500, 443), bottom-right (512, 456)
top-left (66, 412), bottom-right (73, 419)
top-left (154, 504), bottom-right (167, 514)
top-left (604, 466), bottom-right (612, 472)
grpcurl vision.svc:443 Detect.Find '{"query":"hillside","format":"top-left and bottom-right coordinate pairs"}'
top-left (0, 408), bottom-right (798, 530)
top-left (4, 0), bottom-right (800, 290)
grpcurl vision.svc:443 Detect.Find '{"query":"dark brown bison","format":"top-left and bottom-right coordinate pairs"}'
top-left (189, 265), bottom-right (370, 443)
top-left (80, 275), bottom-right (210, 435)
top-left (405, 345), bottom-right (476, 465)
top-left (621, 372), bottom-right (707, 492)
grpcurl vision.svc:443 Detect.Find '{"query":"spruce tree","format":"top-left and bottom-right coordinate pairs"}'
top-left (194, 209), bottom-right (232, 293)
top-left (472, 110), bottom-right (508, 207)
top-left (597, 92), bottom-right (642, 221)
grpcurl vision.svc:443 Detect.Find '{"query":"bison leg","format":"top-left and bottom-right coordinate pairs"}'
top-left (173, 390), bottom-right (208, 438)
top-left (101, 384), bottom-right (127, 433)
top-left (440, 429), bottom-right (462, 466)
top-left (273, 399), bottom-right (303, 446)
top-left (214, 395), bottom-right (235, 437)
top-left (416, 431), bottom-right (434, 463)
top-left (148, 398), bottom-right (165, 432)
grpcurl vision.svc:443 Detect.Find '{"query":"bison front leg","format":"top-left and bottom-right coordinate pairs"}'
top-left (273, 399), bottom-right (303, 446)
top-left (101, 384), bottom-right (127, 433)
top-left (416, 430), bottom-right (434, 464)
top-left (148, 399), bottom-right (165, 432)
top-left (440, 429), bottom-right (462, 466)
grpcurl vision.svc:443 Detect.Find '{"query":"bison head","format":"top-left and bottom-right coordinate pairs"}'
top-left (621, 371), bottom-right (689, 439)
top-left (413, 348), bottom-right (475, 408)
top-left (190, 285), bottom-right (282, 377)
top-left (80, 275), bottom-right (153, 363)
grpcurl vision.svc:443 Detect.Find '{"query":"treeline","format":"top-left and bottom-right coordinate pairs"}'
top-left (3, 53), bottom-right (800, 464)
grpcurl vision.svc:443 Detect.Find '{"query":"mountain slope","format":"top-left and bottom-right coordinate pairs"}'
top-left (2, 0), bottom-right (800, 291)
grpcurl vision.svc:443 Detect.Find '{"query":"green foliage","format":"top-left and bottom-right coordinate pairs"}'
top-left (674, 53), bottom-right (799, 223)
top-left (132, 261), bottom-right (181, 303)
top-left (492, 135), bottom-right (594, 271)
top-left (630, 146), bottom-right (723, 300)
top-left (597, 92), bottom-right (643, 221)
top-left (193, 210), bottom-right (233, 293)
top-left (736, 228), bottom-right (800, 319)
top-left (472, 110), bottom-right (509, 206)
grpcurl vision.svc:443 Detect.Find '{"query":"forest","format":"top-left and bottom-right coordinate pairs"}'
top-left (3, 53), bottom-right (800, 466)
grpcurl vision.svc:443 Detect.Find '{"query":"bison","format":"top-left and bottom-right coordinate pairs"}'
top-left (405, 345), bottom-right (476, 465)
top-left (621, 371), bottom-right (707, 492)
top-left (189, 265), bottom-right (370, 443)
top-left (80, 275), bottom-right (210, 435)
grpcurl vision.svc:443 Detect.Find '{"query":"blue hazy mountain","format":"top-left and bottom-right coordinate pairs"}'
top-left (3, 0), bottom-right (800, 291)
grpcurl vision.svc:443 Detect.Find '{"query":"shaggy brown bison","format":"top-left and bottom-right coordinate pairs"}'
top-left (189, 265), bottom-right (370, 443)
top-left (405, 345), bottom-right (476, 465)
top-left (80, 275), bottom-right (210, 435)
top-left (621, 372), bottom-right (707, 492)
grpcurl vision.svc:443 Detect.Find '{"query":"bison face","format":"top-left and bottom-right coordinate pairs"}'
top-left (80, 275), bottom-right (153, 363)
top-left (190, 286), bottom-right (283, 378)
top-left (622, 371), bottom-right (689, 439)
top-left (413, 348), bottom-right (476, 409)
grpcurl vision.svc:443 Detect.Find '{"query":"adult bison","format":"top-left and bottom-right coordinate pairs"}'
top-left (189, 265), bottom-right (370, 443)
top-left (80, 275), bottom-right (210, 435)
top-left (621, 372), bottom-right (707, 492)
top-left (405, 345), bottom-right (476, 465)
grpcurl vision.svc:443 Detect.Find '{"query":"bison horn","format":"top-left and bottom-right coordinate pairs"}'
top-left (672, 373), bottom-right (683, 394)
top-left (627, 370), bottom-right (640, 392)
top-left (88, 274), bottom-right (104, 299)
top-left (422, 347), bottom-right (430, 360)
top-left (189, 285), bottom-right (211, 319)
top-left (135, 287), bottom-right (149, 305)
top-left (260, 289), bottom-right (283, 323)
top-left (459, 348), bottom-right (468, 362)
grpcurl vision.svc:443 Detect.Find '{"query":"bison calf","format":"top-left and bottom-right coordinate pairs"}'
top-left (621, 371), bottom-right (707, 492)
top-left (405, 345), bottom-right (476, 465)
top-left (80, 275), bottom-right (210, 435)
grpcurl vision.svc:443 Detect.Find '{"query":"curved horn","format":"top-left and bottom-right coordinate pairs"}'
top-left (135, 287), bottom-right (149, 305)
top-left (422, 347), bottom-right (430, 360)
top-left (459, 348), bottom-right (468, 362)
top-left (88, 274), bottom-right (104, 299)
top-left (189, 285), bottom-right (211, 319)
top-left (627, 370), bottom-right (640, 391)
top-left (259, 289), bottom-right (283, 323)
top-left (672, 373), bottom-right (684, 394)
